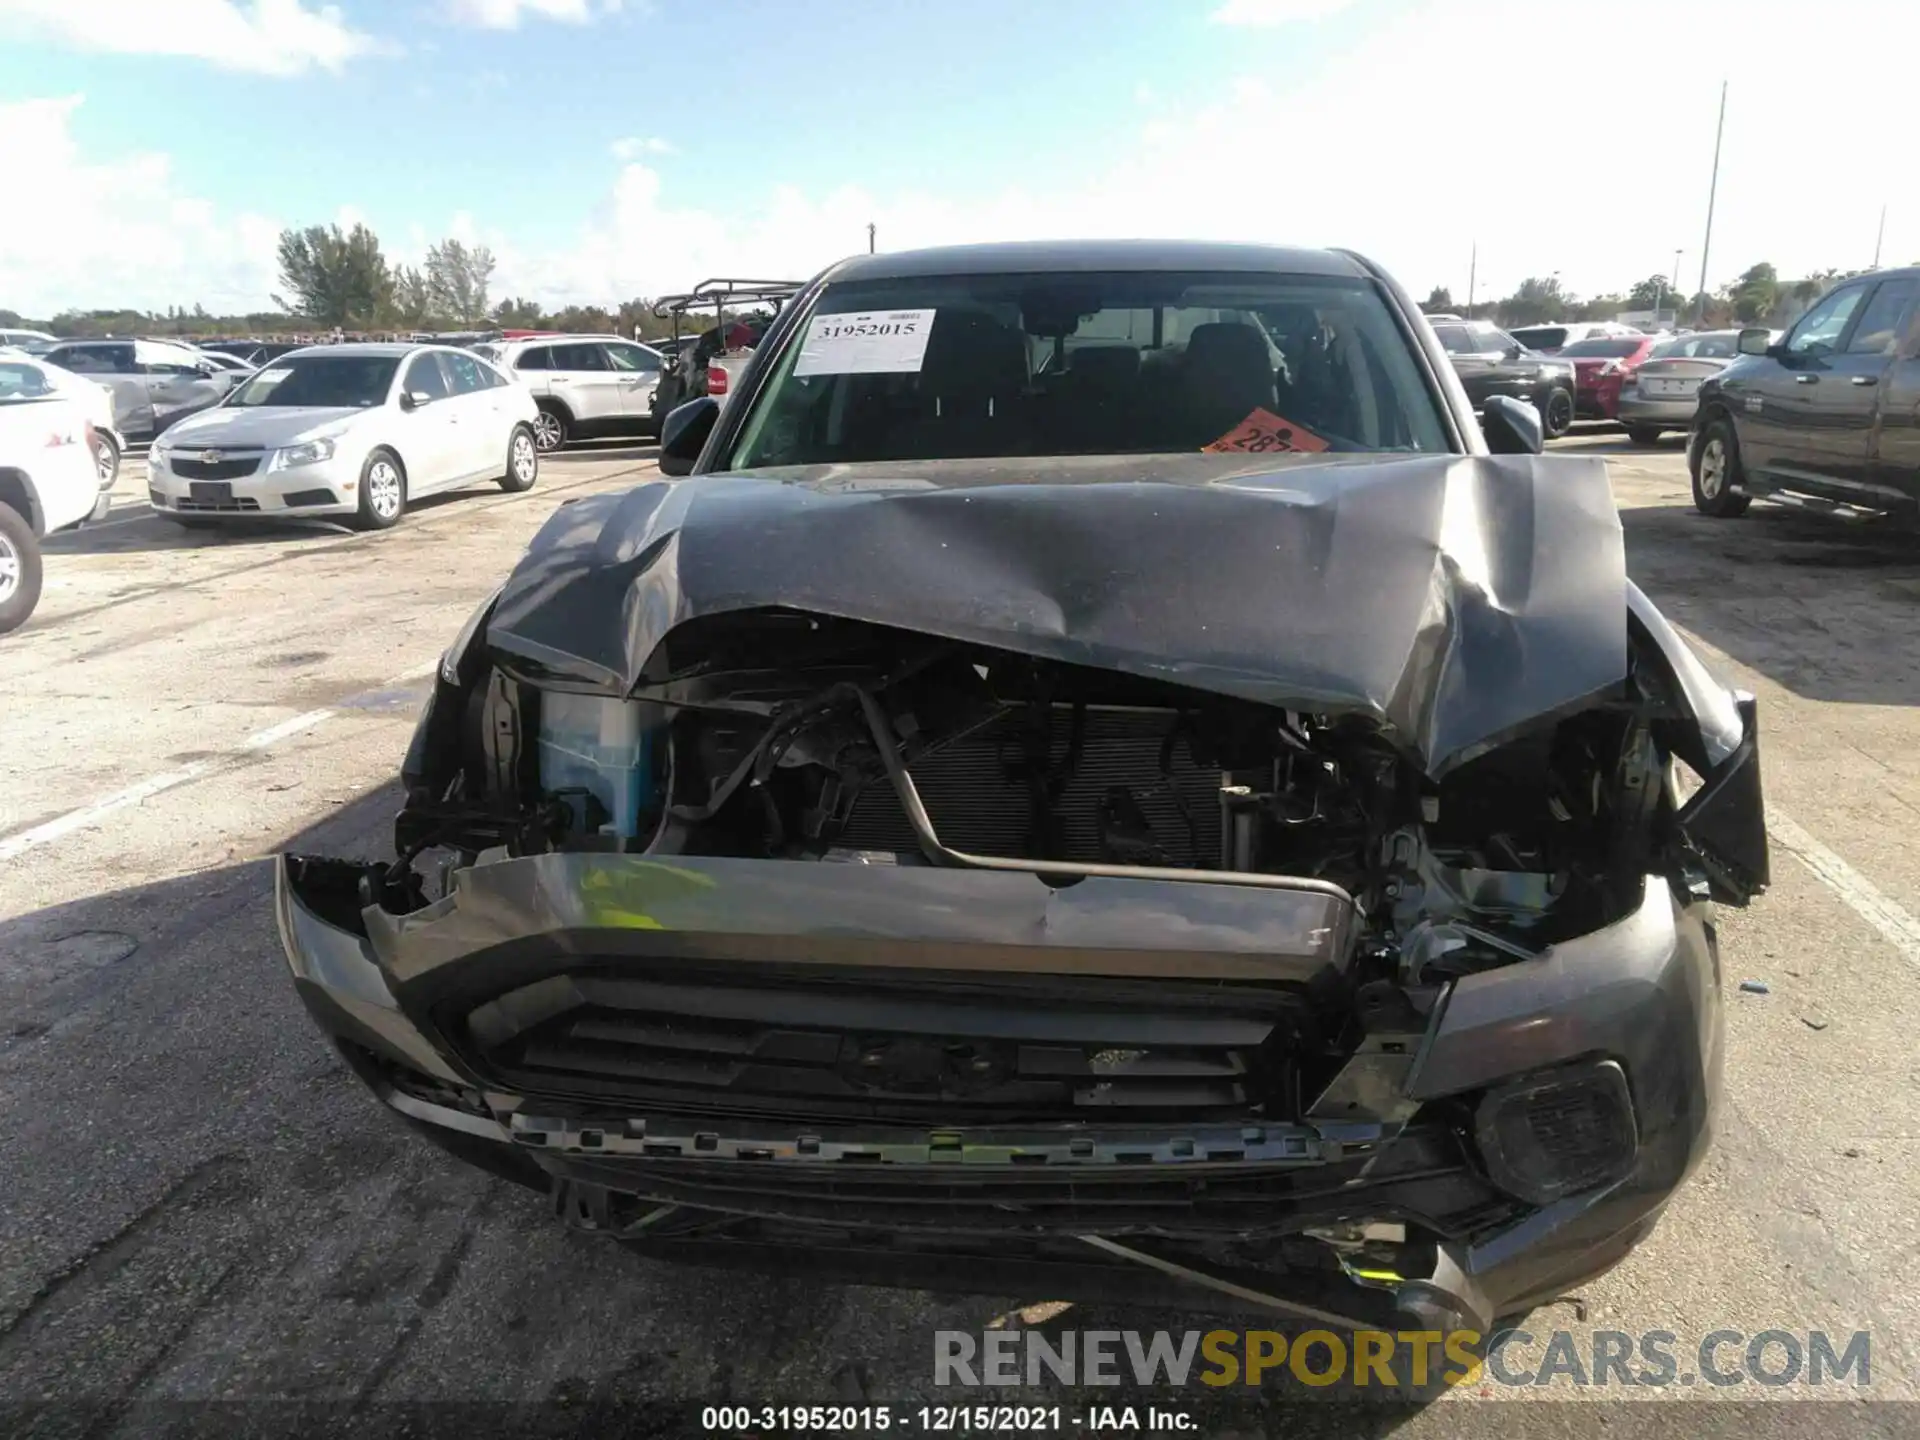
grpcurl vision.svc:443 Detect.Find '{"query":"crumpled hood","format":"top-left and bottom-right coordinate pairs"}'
top-left (161, 405), bottom-right (364, 448)
top-left (486, 452), bottom-right (1627, 778)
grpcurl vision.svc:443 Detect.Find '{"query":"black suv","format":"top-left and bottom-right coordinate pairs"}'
top-left (1430, 319), bottom-right (1576, 438)
top-left (1689, 268), bottom-right (1920, 521)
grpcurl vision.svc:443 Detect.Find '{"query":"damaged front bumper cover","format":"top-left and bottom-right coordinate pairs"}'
top-left (276, 827), bottom-right (1726, 1331)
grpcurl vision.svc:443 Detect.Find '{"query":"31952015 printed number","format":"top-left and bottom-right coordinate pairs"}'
top-left (812, 317), bottom-right (924, 340)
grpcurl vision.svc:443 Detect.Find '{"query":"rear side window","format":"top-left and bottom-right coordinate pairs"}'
top-left (1845, 279), bottom-right (1917, 356)
top-left (514, 347), bottom-right (550, 371)
top-left (440, 351), bottom-right (489, 394)
top-left (1433, 325), bottom-right (1477, 355)
top-left (549, 343), bottom-right (610, 372)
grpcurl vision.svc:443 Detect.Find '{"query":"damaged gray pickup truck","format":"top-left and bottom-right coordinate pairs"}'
top-left (276, 240), bottom-right (1767, 1338)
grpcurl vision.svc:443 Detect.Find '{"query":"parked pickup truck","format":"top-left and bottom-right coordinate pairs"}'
top-left (1689, 268), bottom-right (1920, 521)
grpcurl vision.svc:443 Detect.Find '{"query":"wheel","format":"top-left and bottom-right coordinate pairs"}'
top-left (1625, 424), bottom-right (1664, 445)
top-left (1540, 387), bottom-right (1574, 440)
top-left (0, 503), bottom-right (44, 635)
top-left (531, 404), bottom-right (569, 453)
top-left (1691, 417), bottom-right (1752, 518)
top-left (353, 449), bottom-right (407, 531)
top-left (92, 431), bottom-right (120, 486)
top-left (499, 424), bottom-right (539, 492)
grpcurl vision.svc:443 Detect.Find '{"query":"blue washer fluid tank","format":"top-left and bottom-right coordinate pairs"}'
top-left (534, 691), bottom-right (661, 838)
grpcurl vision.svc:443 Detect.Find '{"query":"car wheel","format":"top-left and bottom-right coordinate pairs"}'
top-left (532, 404), bottom-right (569, 453)
top-left (92, 431), bottom-right (120, 486)
top-left (499, 424), bottom-right (539, 493)
top-left (354, 449), bottom-right (407, 531)
top-left (1625, 425), bottom-right (1664, 445)
top-left (0, 503), bottom-right (44, 635)
top-left (1691, 418), bottom-right (1752, 518)
top-left (1541, 388), bottom-right (1574, 440)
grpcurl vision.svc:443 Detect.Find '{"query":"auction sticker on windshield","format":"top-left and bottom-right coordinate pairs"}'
top-left (793, 309), bottom-right (937, 376)
top-left (1204, 407), bottom-right (1329, 455)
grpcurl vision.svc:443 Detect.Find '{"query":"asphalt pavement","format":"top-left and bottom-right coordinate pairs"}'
top-left (3, 432), bottom-right (1919, 1438)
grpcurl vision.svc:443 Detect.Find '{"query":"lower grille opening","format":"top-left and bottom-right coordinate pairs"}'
top-left (283, 488), bottom-right (336, 508)
top-left (460, 966), bottom-right (1311, 1125)
top-left (176, 497), bottom-right (261, 513)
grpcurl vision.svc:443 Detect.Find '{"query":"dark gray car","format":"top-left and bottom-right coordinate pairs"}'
top-left (40, 339), bottom-right (232, 440)
top-left (1690, 268), bottom-right (1920, 519)
top-left (276, 240), bottom-right (1767, 1348)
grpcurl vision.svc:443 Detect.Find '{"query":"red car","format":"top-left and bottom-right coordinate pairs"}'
top-left (1560, 335), bottom-right (1659, 420)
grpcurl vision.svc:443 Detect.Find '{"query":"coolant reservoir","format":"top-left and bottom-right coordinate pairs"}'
top-left (535, 692), bottom-right (659, 837)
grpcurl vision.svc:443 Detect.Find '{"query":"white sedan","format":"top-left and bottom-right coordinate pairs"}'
top-left (147, 343), bottom-right (542, 530)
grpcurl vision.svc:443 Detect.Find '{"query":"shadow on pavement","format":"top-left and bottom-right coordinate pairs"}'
top-left (1621, 499), bottom-right (1920, 707)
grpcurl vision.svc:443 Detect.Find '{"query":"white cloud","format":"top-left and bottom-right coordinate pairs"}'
top-left (448, 0), bottom-right (621, 27)
top-left (1210, 0), bottom-right (1355, 25)
top-left (0, 96), bottom-right (283, 317)
top-left (0, 0), bottom-right (386, 76)
top-left (610, 136), bottom-right (674, 160)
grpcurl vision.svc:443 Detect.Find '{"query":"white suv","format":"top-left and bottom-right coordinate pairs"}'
top-left (0, 370), bottom-right (115, 633)
top-left (493, 336), bottom-right (664, 452)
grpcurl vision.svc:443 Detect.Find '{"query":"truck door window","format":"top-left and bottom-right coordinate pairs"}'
top-left (1844, 280), bottom-right (1917, 356)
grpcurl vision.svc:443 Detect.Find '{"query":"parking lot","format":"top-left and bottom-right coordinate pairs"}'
top-left (3, 430), bottom-right (1919, 1435)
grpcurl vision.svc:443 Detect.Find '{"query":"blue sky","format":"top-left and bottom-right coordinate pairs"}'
top-left (1, 0), bottom-right (1914, 317)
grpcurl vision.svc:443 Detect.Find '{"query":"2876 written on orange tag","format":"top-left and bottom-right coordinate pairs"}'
top-left (1202, 408), bottom-right (1330, 455)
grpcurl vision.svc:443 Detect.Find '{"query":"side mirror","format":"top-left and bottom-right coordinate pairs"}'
top-left (658, 396), bottom-right (719, 476)
top-left (1736, 327), bottom-right (1772, 357)
top-left (398, 390), bottom-right (432, 411)
top-left (1481, 394), bottom-right (1544, 455)
top-left (1505, 344), bottom-right (1525, 360)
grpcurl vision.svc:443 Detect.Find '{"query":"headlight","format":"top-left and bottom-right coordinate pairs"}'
top-left (268, 437), bottom-right (336, 471)
top-left (440, 586), bottom-right (503, 685)
top-left (149, 441), bottom-right (170, 467)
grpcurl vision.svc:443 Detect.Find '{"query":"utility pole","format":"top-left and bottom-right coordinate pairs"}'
top-left (867, 222), bottom-right (876, 255)
top-left (1873, 204), bottom-right (1886, 269)
top-left (1467, 241), bottom-right (1477, 313)
top-left (1696, 80), bottom-right (1727, 326)
top-left (1671, 247), bottom-right (1683, 325)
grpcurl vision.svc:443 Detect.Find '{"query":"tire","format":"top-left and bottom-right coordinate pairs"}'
top-left (0, 503), bottom-right (44, 636)
top-left (1691, 417), bottom-right (1752, 518)
top-left (1625, 425), bottom-right (1664, 445)
top-left (353, 449), bottom-right (407, 531)
top-left (92, 431), bottom-right (120, 487)
top-left (1540, 387), bottom-right (1574, 440)
top-left (531, 403), bottom-right (570, 453)
top-left (499, 424), bottom-right (539, 492)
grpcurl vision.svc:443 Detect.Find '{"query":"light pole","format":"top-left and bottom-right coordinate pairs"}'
top-left (1697, 81), bottom-right (1727, 325)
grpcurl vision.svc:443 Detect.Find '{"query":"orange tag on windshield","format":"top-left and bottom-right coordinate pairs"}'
top-left (1203, 408), bottom-right (1329, 455)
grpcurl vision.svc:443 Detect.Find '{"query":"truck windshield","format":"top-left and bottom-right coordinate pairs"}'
top-left (728, 271), bottom-right (1449, 467)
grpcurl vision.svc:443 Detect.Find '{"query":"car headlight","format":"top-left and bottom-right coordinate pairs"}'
top-left (268, 437), bottom-right (336, 471)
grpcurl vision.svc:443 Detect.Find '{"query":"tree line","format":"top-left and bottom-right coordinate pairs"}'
top-left (1422, 260), bottom-right (1894, 330)
top-left (3, 221), bottom-right (701, 343)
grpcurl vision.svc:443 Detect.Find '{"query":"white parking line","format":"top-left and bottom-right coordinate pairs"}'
top-left (0, 661), bottom-right (438, 863)
top-left (1769, 812), bottom-right (1920, 970)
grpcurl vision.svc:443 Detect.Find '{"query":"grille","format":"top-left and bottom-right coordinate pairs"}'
top-left (837, 704), bottom-right (1224, 867)
top-left (170, 453), bottom-right (263, 480)
top-left (464, 970), bottom-right (1296, 1124)
top-left (175, 496), bottom-right (261, 513)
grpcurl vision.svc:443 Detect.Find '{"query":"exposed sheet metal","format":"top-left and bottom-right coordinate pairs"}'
top-left (485, 452), bottom-right (1626, 777)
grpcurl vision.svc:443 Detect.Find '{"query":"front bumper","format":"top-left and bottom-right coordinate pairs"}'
top-left (276, 844), bottom-right (1725, 1329)
top-left (148, 450), bottom-right (360, 517)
